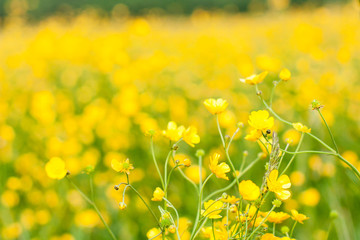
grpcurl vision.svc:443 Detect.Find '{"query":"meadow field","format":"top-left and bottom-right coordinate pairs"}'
top-left (1, 2), bottom-right (360, 240)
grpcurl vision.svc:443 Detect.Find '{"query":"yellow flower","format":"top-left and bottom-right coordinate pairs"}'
top-left (221, 195), bottom-right (240, 204)
top-left (239, 71), bottom-right (268, 85)
top-left (111, 158), bottom-right (134, 174)
top-left (261, 233), bottom-right (280, 240)
top-left (209, 153), bottom-right (230, 180)
top-left (244, 129), bottom-right (262, 142)
top-left (291, 209), bottom-right (309, 224)
top-left (45, 157), bottom-right (67, 180)
top-left (146, 228), bottom-right (162, 239)
top-left (292, 122), bottom-right (311, 133)
top-left (163, 121), bottom-right (185, 142)
top-left (267, 170), bottom-right (291, 201)
top-left (183, 126), bottom-right (200, 147)
top-left (202, 200), bottom-right (223, 219)
top-left (248, 110), bottom-right (274, 131)
top-left (239, 180), bottom-right (260, 201)
top-left (279, 68), bottom-right (291, 81)
top-left (264, 211), bottom-right (290, 224)
top-left (151, 187), bottom-right (165, 201)
top-left (203, 98), bottom-right (228, 115)
top-left (283, 129), bottom-right (301, 145)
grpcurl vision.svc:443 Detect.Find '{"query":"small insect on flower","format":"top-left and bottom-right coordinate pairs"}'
top-left (151, 187), bottom-right (165, 201)
top-left (279, 68), bottom-right (291, 81)
top-left (202, 200), bottom-right (223, 219)
top-left (238, 180), bottom-right (260, 201)
top-left (292, 122), bottom-right (311, 133)
top-left (203, 98), bottom-right (228, 115)
top-left (248, 110), bottom-right (274, 131)
top-left (267, 170), bottom-right (291, 201)
top-left (239, 71), bottom-right (268, 85)
top-left (209, 153), bottom-right (230, 180)
top-left (111, 158), bottom-right (134, 174)
top-left (291, 209), bottom-right (309, 224)
top-left (45, 157), bottom-right (68, 180)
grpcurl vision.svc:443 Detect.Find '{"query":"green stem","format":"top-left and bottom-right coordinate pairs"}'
top-left (281, 133), bottom-right (304, 175)
top-left (273, 222), bottom-right (275, 235)
top-left (269, 80), bottom-right (279, 108)
top-left (212, 219), bottom-right (216, 240)
top-left (317, 109), bottom-right (339, 153)
top-left (247, 205), bottom-right (276, 239)
top-left (150, 137), bottom-right (165, 189)
top-left (66, 177), bottom-right (117, 240)
top-left (89, 174), bottom-right (95, 202)
top-left (290, 221), bottom-right (297, 237)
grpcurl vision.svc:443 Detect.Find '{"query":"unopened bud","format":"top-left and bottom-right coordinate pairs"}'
top-left (195, 149), bottom-right (205, 157)
top-left (168, 225), bottom-right (176, 234)
top-left (330, 210), bottom-right (338, 220)
top-left (256, 91), bottom-right (262, 96)
top-left (119, 202), bottom-right (127, 210)
top-left (272, 199), bottom-right (282, 208)
top-left (281, 226), bottom-right (290, 234)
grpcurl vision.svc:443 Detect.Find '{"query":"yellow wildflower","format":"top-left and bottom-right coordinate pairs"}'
top-left (203, 98), bottom-right (228, 115)
top-left (202, 200), bottom-right (223, 219)
top-left (292, 122), bottom-right (311, 133)
top-left (279, 68), bottom-right (291, 81)
top-left (244, 129), bottom-right (262, 142)
top-left (151, 187), bottom-right (165, 201)
top-left (146, 228), bottom-right (162, 239)
top-left (299, 188), bottom-right (320, 207)
top-left (45, 157), bottom-right (67, 180)
top-left (261, 233), bottom-right (280, 240)
top-left (239, 71), bottom-right (268, 85)
top-left (111, 158), bottom-right (134, 174)
top-left (182, 126), bottom-right (200, 147)
top-left (221, 195), bottom-right (240, 204)
top-left (264, 211), bottom-right (290, 224)
top-left (163, 121), bottom-right (185, 142)
top-left (291, 209), bottom-right (309, 224)
top-left (248, 110), bottom-right (274, 131)
top-left (267, 170), bottom-right (291, 201)
top-left (209, 153), bottom-right (230, 180)
top-left (239, 180), bottom-right (260, 201)
top-left (283, 129), bottom-right (301, 146)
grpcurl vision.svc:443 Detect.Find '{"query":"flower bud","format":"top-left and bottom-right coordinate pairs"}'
top-left (272, 199), bottom-right (282, 208)
top-left (168, 225), bottom-right (176, 234)
top-left (237, 122), bottom-right (244, 128)
top-left (195, 149), bottom-right (205, 157)
top-left (330, 210), bottom-right (338, 220)
top-left (221, 193), bottom-right (228, 199)
top-left (281, 226), bottom-right (290, 234)
top-left (311, 99), bottom-right (323, 110)
top-left (119, 202), bottom-right (127, 210)
top-left (279, 68), bottom-right (291, 81)
top-left (230, 204), bottom-right (237, 213)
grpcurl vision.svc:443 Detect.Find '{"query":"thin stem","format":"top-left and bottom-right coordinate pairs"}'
top-left (89, 174), bottom-right (95, 202)
top-left (66, 177), bottom-right (117, 240)
top-left (273, 223), bottom-right (276, 235)
top-left (269, 80), bottom-right (279, 108)
top-left (247, 205), bottom-right (276, 239)
top-left (150, 137), bottom-right (165, 189)
top-left (290, 221), bottom-right (297, 237)
top-left (212, 219), bottom-right (216, 240)
top-left (216, 114), bottom-right (226, 147)
top-left (281, 133), bottom-right (304, 175)
top-left (317, 109), bottom-right (339, 153)
top-left (227, 127), bottom-right (241, 152)
top-left (278, 143), bottom-right (289, 169)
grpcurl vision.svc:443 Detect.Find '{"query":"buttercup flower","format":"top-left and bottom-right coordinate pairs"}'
top-left (279, 68), bottom-right (291, 81)
top-left (248, 110), bottom-right (274, 131)
top-left (209, 153), bottom-right (230, 180)
top-left (45, 157), bottom-right (67, 180)
top-left (202, 200), bottom-right (223, 219)
top-left (267, 170), bottom-right (291, 200)
top-left (221, 195), bottom-right (240, 204)
top-left (292, 122), bottom-right (311, 133)
top-left (239, 180), bottom-right (260, 201)
top-left (244, 129), bottom-right (262, 142)
top-left (203, 98), bottom-right (228, 115)
top-left (182, 126), bottom-right (200, 147)
top-left (291, 209), bottom-right (309, 224)
top-left (146, 228), bottom-right (162, 240)
top-left (261, 233), bottom-right (280, 240)
top-left (111, 158), bottom-right (134, 174)
top-left (265, 211), bottom-right (290, 224)
top-left (151, 187), bottom-right (165, 201)
top-left (163, 121), bottom-right (185, 142)
top-left (239, 71), bottom-right (268, 85)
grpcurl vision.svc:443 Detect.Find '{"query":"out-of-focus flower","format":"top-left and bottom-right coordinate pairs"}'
top-left (279, 68), bottom-right (291, 81)
top-left (299, 188), bottom-right (320, 206)
top-left (292, 122), bottom-right (311, 133)
top-left (283, 129), bottom-right (301, 145)
top-left (245, 129), bottom-right (262, 142)
top-left (203, 98), bottom-right (229, 115)
top-left (291, 209), bottom-right (309, 224)
top-left (248, 110), bottom-right (274, 131)
top-left (202, 200), bottom-right (223, 219)
top-left (45, 157), bottom-right (67, 180)
top-left (239, 180), bottom-right (260, 201)
top-left (182, 126), bottom-right (200, 147)
top-left (261, 233), bottom-right (280, 240)
top-left (146, 228), bottom-right (162, 240)
top-left (209, 153), bottom-right (230, 180)
top-left (111, 158), bottom-right (134, 174)
top-left (264, 211), bottom-right (290, 224)
top-left (151, 187), bottom-right (165, 201)
top-left (75, 210), bottom-right (99, 227)
top-left (221, 195), bottom-right (240, 204)
top-left (267, 170), bottom-right (291, 200)
top-left (239, 71), bottom-right (268, 85)
top-left (163, 121), bottom-right (185, 142)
